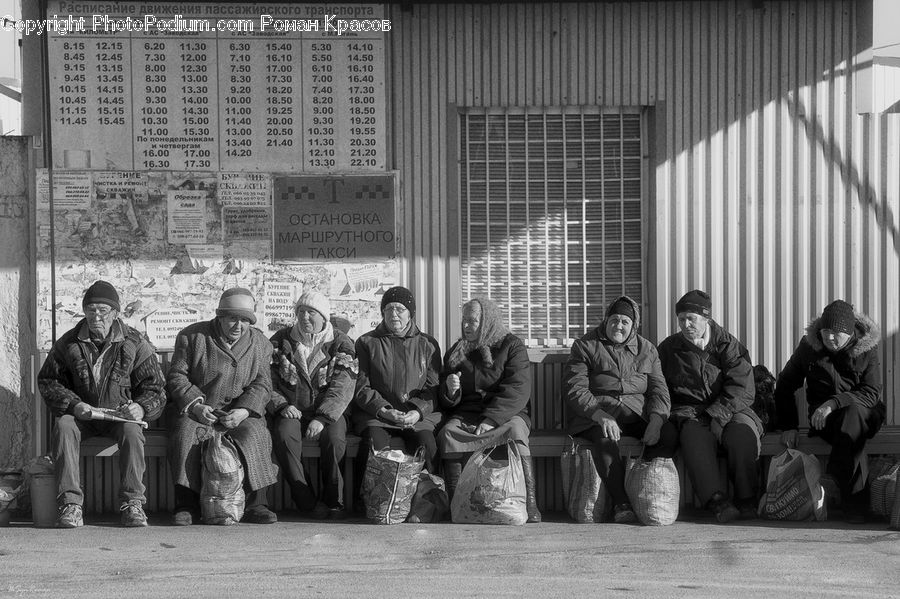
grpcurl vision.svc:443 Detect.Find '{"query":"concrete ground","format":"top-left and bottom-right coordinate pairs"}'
top-left (1, 510), bottom-right (899, 598)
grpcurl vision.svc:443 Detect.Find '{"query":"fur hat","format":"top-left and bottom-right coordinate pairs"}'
top-left (215, 287), bottom-right (257, 325)
top-left (82, 280), bottom-right (120, 311)
top-left (381, 286), bottom-right (416, 316)
top-left (295, 291), bottom-right (331, 321)
top-left (675, 289), bottom-right (712, 318)
top-left (820, 300), bottom-right (856, 335)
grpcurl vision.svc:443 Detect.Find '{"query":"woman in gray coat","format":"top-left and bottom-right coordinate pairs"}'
top-left (166, 287), bottom-right (279, 526)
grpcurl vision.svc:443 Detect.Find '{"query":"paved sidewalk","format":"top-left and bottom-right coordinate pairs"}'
top-left (1, 511), bottom-right (899, 598)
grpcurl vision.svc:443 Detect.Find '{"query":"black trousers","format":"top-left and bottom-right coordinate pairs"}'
top-left (271, 415), bottom-right (348, 510)
top-left (812, 403), bottom-right (884, 498)
top-left (575, 417), bottom-right (678, 507)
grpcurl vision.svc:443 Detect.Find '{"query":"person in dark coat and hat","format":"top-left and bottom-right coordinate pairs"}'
top-left (352, 286), bottom-right (442, 504)
top-left (774, 300), bottom-right (884, 523)
top-left (166, 287), bottom-right (279, 525)
top-left (657, 290), bottom-right (763, 523)
top-left (38, 280), bottom-right (166, 528)
top-left (564, 295), bottom-right (678, 524)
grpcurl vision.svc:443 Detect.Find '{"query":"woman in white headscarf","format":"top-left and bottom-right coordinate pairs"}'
top-left (438, 297), bottom-right (541, 523)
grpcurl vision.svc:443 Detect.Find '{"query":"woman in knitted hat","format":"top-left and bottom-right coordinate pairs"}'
top-left (352, 286), bottom-right (442, 506)
top-left (564, 295), bottom-right (678, 524)
top-left (774, 300), bottom-right (884, 523)
top-left (268, 291), bottom-right (357, 519)
top-left (657, 289), bottom-right (762, 523)
top-left (438, 297), bottom-right (542, 523)
top-left (166, 287), bottom-right (279, 525)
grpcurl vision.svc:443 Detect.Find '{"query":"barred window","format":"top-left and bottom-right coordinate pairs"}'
top-left (459, 107), bottom-right (645, 347)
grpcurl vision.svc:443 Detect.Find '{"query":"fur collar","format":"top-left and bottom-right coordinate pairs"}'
top-left (804, 311), bottom-right (880, 357)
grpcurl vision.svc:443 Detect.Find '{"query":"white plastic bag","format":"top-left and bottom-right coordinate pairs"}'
top-left (450, 441), bottom-right (527, 525)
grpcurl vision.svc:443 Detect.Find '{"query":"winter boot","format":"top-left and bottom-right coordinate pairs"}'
top-left (442, 459), bottom-right (463, 501)
top-left (520, 454), bottom-right (542, 523)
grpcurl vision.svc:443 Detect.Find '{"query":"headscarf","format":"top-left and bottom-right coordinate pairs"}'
top-left (446, 297), bottom-right (510, 369)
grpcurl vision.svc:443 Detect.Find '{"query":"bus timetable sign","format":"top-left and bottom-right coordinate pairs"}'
top-left (273, 175), bottom-right (395, 262)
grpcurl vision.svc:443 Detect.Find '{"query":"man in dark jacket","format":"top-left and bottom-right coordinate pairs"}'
top-left (657, 290), bottom-right (762, 523)
top-left (269, 291), bottom-right (357, 519)
top-left (38, 281), bottom-right (166, 528)
top-left (774, 299), bottom-right (884, 523)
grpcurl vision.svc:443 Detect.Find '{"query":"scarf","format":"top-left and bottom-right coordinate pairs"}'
top-left (446, 297), bottom-right (510, 370)
top-left (290, 320), bottom-right (334, 383)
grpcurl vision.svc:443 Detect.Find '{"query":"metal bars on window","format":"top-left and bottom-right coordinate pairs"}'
top-left (459, 107), bottom-right (644, 347)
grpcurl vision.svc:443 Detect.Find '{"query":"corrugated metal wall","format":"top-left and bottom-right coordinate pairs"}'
top-left (388, 1), bottom-right (900, 425)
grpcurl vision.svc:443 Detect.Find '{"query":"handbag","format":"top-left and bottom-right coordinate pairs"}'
top-left (450, 441), bottom-right (528, 525)
top-left (560, 437), bottom-right (610, 523)
top-left (624, 450), bottom-right (680, 526)
top-left (362, 445), bottom-right (426, 525)
top-left (758, 449), bottom-right (827, 521)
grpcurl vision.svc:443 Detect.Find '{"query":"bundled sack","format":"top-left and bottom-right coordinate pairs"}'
top-left (624, 455), bottom-right (680, 526)
top-left (407, 471), bottom-right (449, 523)
top-left (451, 441), bottom-right (528, 526)
top-left (362, 446), bottom-right (425, 525)
top-left (561, 438), bottom-right (610, 523)
top-left (868, 456), bottom-right (900, 518)
top-left (200, 429), bottom-right (246, 525)
top-left (758, 449), bottom-right (826, 521)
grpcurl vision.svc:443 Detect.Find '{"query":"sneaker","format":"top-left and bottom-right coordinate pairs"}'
top-left (120, 501), bottom-right (148, 527)
top-left (613, 503), bottom-right (637, 524)
top-left (707, 492), bottom-right (740, 524)
top-left (242, 505), bottom-right (277, 524)
top-left (57, 503), bottom-right (83, 529)
top-left (172, 510), bottom-right (194, 526)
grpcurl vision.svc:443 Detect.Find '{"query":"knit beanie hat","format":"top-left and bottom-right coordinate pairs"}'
top-left (215, 287), bottom-right (257, 325)
top-left (381, 286), bottom-right (416, 316)
top-left (675, 289), bottom-right (712, 318)
top-left (607, 297), bottom-right (636, 321)
top-left (820, 300), bottom-right (856, 335)
top-left (83, 280), bottom-right (120, 311)
top-left (295, 291), bottom-right (331, 321)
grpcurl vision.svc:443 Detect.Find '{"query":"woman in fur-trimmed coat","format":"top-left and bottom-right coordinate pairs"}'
top-left (438, 297), bottom-right (541, 523)
top-left (774, 300), bottom-right (884, 522)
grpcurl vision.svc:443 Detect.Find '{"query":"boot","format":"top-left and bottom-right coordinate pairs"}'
top-left (442, 459), bottom-right (463, 501)
top-left (520, 455), bottom-right (542, 523)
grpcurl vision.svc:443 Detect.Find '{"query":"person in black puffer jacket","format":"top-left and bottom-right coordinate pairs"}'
top-left (774, 299), bottom-right (884, 523)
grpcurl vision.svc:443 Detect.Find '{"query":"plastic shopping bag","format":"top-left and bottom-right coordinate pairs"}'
top-left (200, 429), bottom-right (246, 525)
top-left (406, 471), bottom-right (449, 523)
top-left (624, 456), bottom-right (680, 526)
top-left (450, 441), bottom-right (527, 526)
top-left (362, 446), bottom-right (425, 525)
top-left (758, 449), bottom-right (827, 521)
top-left (560, 438), bottom-right (610, 523)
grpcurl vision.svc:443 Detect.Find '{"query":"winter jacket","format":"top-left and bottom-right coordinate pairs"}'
top-left (352, 321), bottom-right (442, 434)
top-left (440, 332), bottom-right (532, 429)
top-left (268, 326), bottom-right (358, 425)
top-left (166, 319), bottom-right (277, 491)
top-left (774, 312), bottom-right (883, 431)
top-left (39, 319), bottom-right (166, 421)
top-left (564, 296), bottom-right (670, 436)
top-left (657, 319), bottom-right (760, 430)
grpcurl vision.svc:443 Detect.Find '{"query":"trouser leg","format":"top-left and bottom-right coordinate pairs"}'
top-left (113, 422), bottom-right (147, 505)
top-left (577, 426), bottom-right (629, 507)
top-left (721, 420), bottom-right (760, 502)
top-left (271, 417), bottom-right (316, 510)
top-left (52, 415), bottom-right (86, 507)
top-left (677, 419), bottom-right (721, 505)
top-left (319, 417), bottom-right (347, 509)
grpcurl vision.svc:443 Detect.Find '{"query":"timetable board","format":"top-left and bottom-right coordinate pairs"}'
top-left (47, 1), bottom-right (387, 172)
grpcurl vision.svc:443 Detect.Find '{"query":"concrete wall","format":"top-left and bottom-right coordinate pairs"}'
top-left (0, 136), bottom-right (35, 470)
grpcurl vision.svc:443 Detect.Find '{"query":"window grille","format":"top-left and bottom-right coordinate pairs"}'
top-left (459, 107), bottom-right (645, 346)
